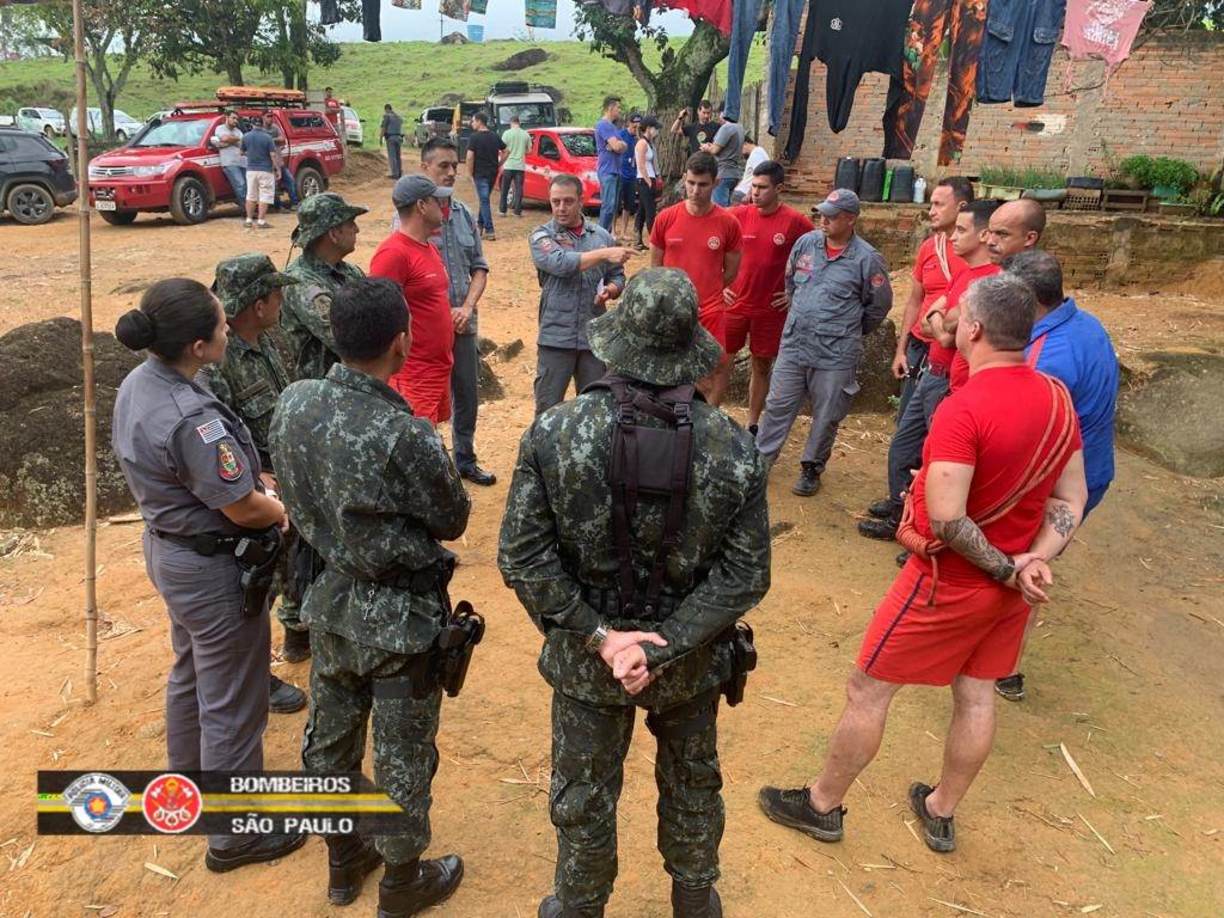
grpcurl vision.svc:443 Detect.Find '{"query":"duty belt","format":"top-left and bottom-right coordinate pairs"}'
top-left (924, 362), bottom-right (950, 378)
top-left (580, 584), bottom-right (682, 621)
top-left (150, 529), bottom-right (242, 556)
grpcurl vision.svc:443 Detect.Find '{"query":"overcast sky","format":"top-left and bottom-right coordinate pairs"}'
top-left (320, 0), bottom-right (695, 42)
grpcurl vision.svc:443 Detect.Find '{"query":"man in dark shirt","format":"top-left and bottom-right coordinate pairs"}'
top-left (241, 122), bottom-right (277, 229)
top-left (464, 111), bottom-right (506, 240)
top-left (380, 103), bottom-right (405, 180)
top-left (670, 99), bottom-right (717, 155)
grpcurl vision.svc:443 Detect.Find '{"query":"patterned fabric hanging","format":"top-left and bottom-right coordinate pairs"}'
top-left (391, 0), bottom-right (423, 8)
top-left (468, 0), bottom-right (489, 13)
top-left (525, 0), bottom-right (557, 28)
top-left (440, 0), bottom-right (469, 21)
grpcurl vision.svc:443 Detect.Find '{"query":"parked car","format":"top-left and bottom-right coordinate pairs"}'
top-left (86, 88), bottom-right (345, 226)
top-left (341, 106), bottom-right (363, 146)
top-left (450, 100), bottom-right (484, 159)
top-left (485, 81), bottom-right (557, 134)
top-left (16, 107), bottom-right (67, 138)
top-left (507, 127), bottom-right (600, 209)
top-left (0, 127), bottom-right (77, 225)
top-left (414, 105), bottom-right (454, 147)
top-left (68, 107), bottom-right (145, 141)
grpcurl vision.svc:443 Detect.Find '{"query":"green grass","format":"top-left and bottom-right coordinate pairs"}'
top-left (0, 38), bottom-right (767, 131)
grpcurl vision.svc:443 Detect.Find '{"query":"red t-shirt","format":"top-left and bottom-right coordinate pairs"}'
top-left (928, 262), bottom-right (1000, 372)
top-left (910, 365), bottom-right (1082, 586)
top-left (727, 204), bottom-right (813, 317)
top-left (825, 243), bottom-right (845, 259)
top-left (369, 231), bottom-right (455, 424)
top-left (910, 234), bottom-right (967, 343)
top-left (650, 202), bottom-right (743, 317)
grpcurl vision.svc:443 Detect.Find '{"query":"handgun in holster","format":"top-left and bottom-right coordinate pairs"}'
top-left (435, 600), bottom-right (485, 698)
top-left (234, 527), bottom-right (283, 618)
top-left (721, 621), bottom-right (758, 707)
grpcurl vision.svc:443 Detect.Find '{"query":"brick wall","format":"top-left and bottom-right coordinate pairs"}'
top-left (770, 33), bottom-right (1224, 196)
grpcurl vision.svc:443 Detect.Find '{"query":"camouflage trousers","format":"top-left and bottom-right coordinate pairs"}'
top-left (302, 630), bottom-right (442, 865)
top-left (272, 529), bottom-right (306, 632)
top-left (549, 688), bottom-right (723, 908)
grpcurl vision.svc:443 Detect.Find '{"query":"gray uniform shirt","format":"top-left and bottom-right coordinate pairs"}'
top-left (112, 357), bottom-right (260, 537)
top-left (712, 121), bottom-right (745, 181)
top-left (530, 218), bottom-right (626, 351)
top-left (781, 231), bottom-right (894, 370)
top-left (380, 111), bottom-right (404, 137)
top-left (429, 198), bottom-right (488, 336)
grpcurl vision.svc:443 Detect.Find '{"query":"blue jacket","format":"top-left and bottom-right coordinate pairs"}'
top-left (977, 0), bottom-right (1066, 106)
top-left (619, 128), bottom-right (637, 180)
top-left (1026, 297), bottom-right (1118, 494)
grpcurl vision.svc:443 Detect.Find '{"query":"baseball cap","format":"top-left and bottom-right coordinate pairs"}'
top-left (392, 174), bottom-right (452, 209)
top-left (629, 113), bottom-right (642, 124)
top-left (816, 188), bottom-right (861, 217)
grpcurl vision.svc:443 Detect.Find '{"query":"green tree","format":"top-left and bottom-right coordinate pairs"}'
top-left (144, 0), bottom-right (266, 86)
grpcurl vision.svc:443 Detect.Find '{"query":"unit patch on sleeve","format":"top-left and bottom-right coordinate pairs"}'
top-left (217, 442), bottom-right (244, 482)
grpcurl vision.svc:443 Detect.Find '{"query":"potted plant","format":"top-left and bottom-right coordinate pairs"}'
top-left (1148, 157), bottom-right (1199, 200)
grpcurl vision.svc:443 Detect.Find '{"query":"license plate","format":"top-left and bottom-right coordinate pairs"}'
top-left (94, 200), bottom-right (116, 211)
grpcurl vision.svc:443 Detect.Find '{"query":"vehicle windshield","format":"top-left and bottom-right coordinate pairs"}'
top-left (131, 118), bottom-right (211, 149)
top-left (560, 133), bottom-right (596, 158)
top-left (497, 103), bottom-right (552, 128)
top-left (38, 109), bottom-right (63, 119)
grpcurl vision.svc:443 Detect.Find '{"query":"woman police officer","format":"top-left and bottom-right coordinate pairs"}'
top-left (112, 278), bottom-right (305, 872)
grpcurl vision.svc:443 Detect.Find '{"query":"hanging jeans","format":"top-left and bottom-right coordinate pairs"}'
top-left (882, 0), bottom-right (989, 165)
top-left (767, 0), bottom-right (807, 136)
top-left (724, 0), bottom-right (764, 122)
top-left (362, 0), bottom-right (382, 41)
top-left (977, 0), bottom-right (1067, 106)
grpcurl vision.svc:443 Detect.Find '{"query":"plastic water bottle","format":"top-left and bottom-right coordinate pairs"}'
top-left (914, 176), bottom-right (927, 204)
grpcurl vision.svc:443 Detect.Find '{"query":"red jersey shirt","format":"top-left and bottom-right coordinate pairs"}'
top-left (650, 202), bottom-right (743, 317)
top-left (910, 365), bottom-right (1082, 586)
top-left (928, 262), bottom-right (1000, 372)
top-left (727, 204), bottom-right (813, 317)
top-left (369, 231), bottom-right (455, 424)
top-left (910, 234), bottom-right (967, 343)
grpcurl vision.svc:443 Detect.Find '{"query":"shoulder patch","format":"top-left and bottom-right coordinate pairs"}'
top-left (871, 273), bottom-right (886, 288)
top-left (196, 418), bottom-right (227, 444)
top-left (217, 441), bottom-right (244, 481)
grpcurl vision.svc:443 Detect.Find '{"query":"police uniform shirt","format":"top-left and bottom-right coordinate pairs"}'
top-left (530, 218), bottom-right (626, 351)
top-left (113, 357), bottom-right (261, 537)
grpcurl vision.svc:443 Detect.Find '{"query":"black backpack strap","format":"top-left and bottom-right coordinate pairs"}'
top-left (642, 386), bottom-right (694, 615)
top-left (608, 379), bottom-right (641, 617)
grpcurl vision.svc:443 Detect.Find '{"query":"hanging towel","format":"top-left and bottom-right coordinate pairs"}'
top-left (1062, 0), bottom-right (1149, 64)
top-left (468, 0), bottom-right (489, 13)
top-left (657, 0), bottom-right (732, 35)
top-left (362, 0), bottom-right (381, 41)
top-left (319, 0), bottom-right (342, 25)
top-left (526, 0), bottom-right (557, 28)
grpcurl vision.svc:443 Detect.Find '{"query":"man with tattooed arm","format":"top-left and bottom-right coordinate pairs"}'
top-left (759, 274), bottom-right (1087, 854)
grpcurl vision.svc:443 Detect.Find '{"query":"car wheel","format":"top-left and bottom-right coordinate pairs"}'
top-left (98, 209), bottom-right (137, 226)
top-left (6, 183), bottom-right (55, 225)
top-left (295, 166), bottom-right (325, 200)
top-left (115, 130), bottom-right (127, 142)
top-left (169, 175), bottom-right (209, 225)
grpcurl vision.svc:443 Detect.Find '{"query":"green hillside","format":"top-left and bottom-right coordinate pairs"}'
top-left (0, 38), bottom-right (767, 131)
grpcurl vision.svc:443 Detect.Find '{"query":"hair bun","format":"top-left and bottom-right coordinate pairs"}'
top-left (115, 309), bottom-right (156, 351)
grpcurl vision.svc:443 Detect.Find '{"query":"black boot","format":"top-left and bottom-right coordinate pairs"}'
top-left (327, 834), bottom-right (383, 906)
top-left (282, 625), bottom-right (311, 663)
top-left (377, 856), bottom-right (464, 918)
top-left (538, 895), bottom-right (604, 918)
top-left (672, 881), bottom-right (723, 918)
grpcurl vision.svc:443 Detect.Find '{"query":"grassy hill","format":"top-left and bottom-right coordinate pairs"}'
top-left (0, 39), bottom-right (767, 131)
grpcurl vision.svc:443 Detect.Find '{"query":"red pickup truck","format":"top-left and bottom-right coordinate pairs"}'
top-left (88, 88), bottom-right (345, 226)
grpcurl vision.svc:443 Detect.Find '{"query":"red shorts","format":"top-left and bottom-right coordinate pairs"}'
top-left (856, 559), bottom-right (1031, 685)
top-left (723, 309), bottom-right (787, 359)
top-left (698, 303), bottom-right (727, 351)
top-left (392, 370), bottom-right (452, 425)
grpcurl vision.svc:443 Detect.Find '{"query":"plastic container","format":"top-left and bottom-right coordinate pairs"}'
top-left (834, 156), bottom-right (861, 192)
top-left (913, 176), bottom-right (927, 204)
top-left (859, 158), bottom-right (886, 201)
top-left (889, 165), bottom-right (915, 203)
top-left (882, 168), bottom-right (894, 202)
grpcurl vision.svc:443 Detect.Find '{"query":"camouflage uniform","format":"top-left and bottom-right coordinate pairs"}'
top-left (269, 363), bottom-right (471, 865)
top-left (498, 269), bottom-right (772, 912)
top-left (280, 193), bottom-right (368, 380)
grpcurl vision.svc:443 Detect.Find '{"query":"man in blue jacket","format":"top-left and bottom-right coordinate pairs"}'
top-left (997, 248), bottom-right (1119, 701)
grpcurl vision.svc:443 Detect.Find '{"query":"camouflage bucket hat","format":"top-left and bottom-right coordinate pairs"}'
top-left (290, 192), bottom-right (369, 249)
top-left (212, 253), bottom-right (298, 317)
top-left (587, 268), bottom-right (723, 387)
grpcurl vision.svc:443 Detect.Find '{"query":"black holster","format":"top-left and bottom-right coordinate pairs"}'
top-left (720, 621), bottom-right (758, 707)
top-left (234, 527), bottom-right (283, 618)
top-left (285, 530), bottom-right (324, 605)
top-left (435, 600), bottom-right (485, 698)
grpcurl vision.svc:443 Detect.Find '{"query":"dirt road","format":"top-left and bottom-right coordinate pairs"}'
top-left (1, 167), bottom-right (1222, 917)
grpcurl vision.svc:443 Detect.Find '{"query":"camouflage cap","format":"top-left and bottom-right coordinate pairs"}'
top-left (212, 253), bottom-right (298, 317)
top-left (587, 268), bottom-right (722, 387)
top-left (290, 192), bottom-right (369, 249)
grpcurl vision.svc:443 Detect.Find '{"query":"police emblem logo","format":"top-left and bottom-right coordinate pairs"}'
top-left (871, 273), bottom-right (886, 288)
top-left (143, 773), bottom-right (203, 833)
top-left (64, 773), bottom-right (129, 833)
top-left (217, 441), bottom-right (243, 481)
top-left (773, 233), bottom-right (786, 246)
top-left (707, 236), bottom-right (721, 251)
top-left (830, 16), bottom-right (843, 30)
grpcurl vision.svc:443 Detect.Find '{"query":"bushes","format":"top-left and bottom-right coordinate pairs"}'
top-left (1119, 156), bottom-right (1199, 195)
top-left (978, 167), bottom-right (1066, 189)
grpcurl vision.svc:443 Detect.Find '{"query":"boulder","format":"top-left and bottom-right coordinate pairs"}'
top-left (440, 31), bottom-right (468, 45)
top-left (0, 318), bottom-right (141, 528)
top-left (493, 48), bottom-right (549, 71)
top-left (1116, 351), bottom-right (1224, 478)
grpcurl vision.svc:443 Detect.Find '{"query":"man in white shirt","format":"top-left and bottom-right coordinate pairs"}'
top-left (732, 137), bottom-right (770, 205)
top-left (211, 111), bottom-right (245, 203)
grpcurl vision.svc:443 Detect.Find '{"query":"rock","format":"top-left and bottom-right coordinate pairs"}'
top-left (0, 318), bottom-right (141, 528)
top-left (495, 338), bottom-right (524, 361)
top-left (1116, 351), bottom-right (1224, 478)
top-left (477, 356), bottom-right (504, 401)
top-left (440, 31), bottom-right (468, 45)
top-left (138, 721), bottom-right (165, 739)
top-left (477, 336), bottom-right (497, 357)
top-left (493, 48), bottom-right (549, 71)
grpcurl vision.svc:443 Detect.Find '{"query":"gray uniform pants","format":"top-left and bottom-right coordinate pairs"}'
top-left (534, 346), bottom-right (606, 416)
top-left (450, 332), bottom-right (480, 472)
top-left (896, 334), bottom-right (929, 422)
top-left (386, 136), bottom-right (403, 179)
top-left (885, 369), bottom-right (949, 512)
top-left (755, 351), bottom-right (859, 472)
top-left (144, 530), bottom-right (269, 851)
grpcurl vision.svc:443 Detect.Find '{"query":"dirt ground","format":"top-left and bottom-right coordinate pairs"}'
top-left (1, 164), bottom-right (1222, 918)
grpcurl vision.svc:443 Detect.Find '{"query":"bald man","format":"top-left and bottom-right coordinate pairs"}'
top-left (985, 199), bottom-right (1045, 263)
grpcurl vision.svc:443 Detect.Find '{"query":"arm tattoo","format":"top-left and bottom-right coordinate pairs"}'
top-left (1046, 502), bottom-right (1077, 537)
top-left (932, 516), bottom-right (1014, 581)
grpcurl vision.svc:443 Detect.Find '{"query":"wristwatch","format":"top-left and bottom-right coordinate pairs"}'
top-left (994, 556), bottom-right (1017, 583)
top-left (585, 622), bottom-right (610, 655)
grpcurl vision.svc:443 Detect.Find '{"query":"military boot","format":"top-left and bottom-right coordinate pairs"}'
top-left (282, 625), bottom-right (312, 663)
top-left (326, 834), bottom-right (383, 906)
top-left (537, 895), bottom-right (604, 918)
top-left (792, 462), bottom-right (821, 497)
top-left (671, 881), bottom-right (723, 918)
top-left (376, 855), bottom-right (463, 918)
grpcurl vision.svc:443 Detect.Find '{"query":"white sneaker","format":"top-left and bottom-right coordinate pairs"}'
top-left (243, 219), bottom-right (253, 228)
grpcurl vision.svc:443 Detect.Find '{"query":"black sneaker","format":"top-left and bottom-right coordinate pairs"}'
top-left (205, 833), bottom-right (307, 872)
top-left (757, 786), bottom-right (845, 842)
top-left (270, 675), bottom-right (307, 714)
top-left (995, 673), bottom-right (1025, 702)
top-left (908, 782), bottom-right (956, 853)
top-left (857, 516), bottom-right (899, 541)
top-left (792, 463), bottom-right (821, 497)
top-left (867, 497), bottom-right (899, 519)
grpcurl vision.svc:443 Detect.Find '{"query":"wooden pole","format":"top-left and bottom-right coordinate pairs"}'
top-left (72, 0), bottom-right (98, 705)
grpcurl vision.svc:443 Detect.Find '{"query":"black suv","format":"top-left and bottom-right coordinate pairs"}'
top-left (0, 127), bottom-right (78, 225)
